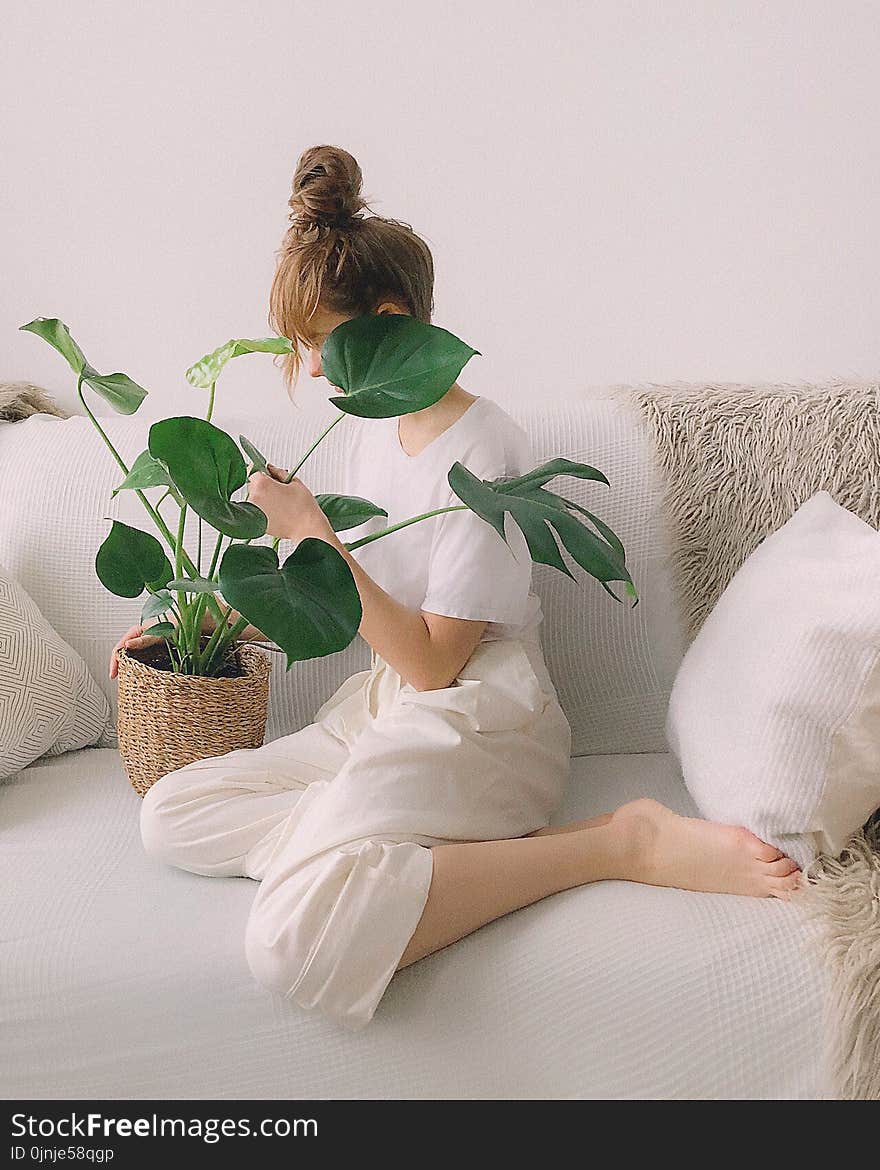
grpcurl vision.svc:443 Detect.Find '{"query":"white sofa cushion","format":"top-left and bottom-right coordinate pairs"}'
top-left (0, 559), bottom-right (114, 778)
top-left (665, 490), bottom-right (880, 870)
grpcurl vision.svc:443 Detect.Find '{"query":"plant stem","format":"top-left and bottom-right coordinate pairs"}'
top-left (76, 376), bottom-right (228, 631)
top-left (201, 614), bottom-right (251, 675)
top-left (77, 376), bottom-right (135, 481)
top-left (175, 503), bottom-right (187, 584)
top-left (207, 531), bottom-right (225, 580)
top-left (173, 502), bottom-right (193, 659)
top-left (267, 412), bottom-right (347, 555)
top-left (185, 532), bottom-right (227, 673)
top-left (188, 595), bottom-right (213, 673)
top-left (192, 383), bottom-right (215, 580)
top-left (284, 412), bottom-right (345, 482)
top-left (344, 505), bottom-right (468, 551)
top-left (196, 601), bottom-right (235, 673)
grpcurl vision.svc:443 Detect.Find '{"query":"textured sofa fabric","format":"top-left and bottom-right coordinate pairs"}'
top-left (0, 400), bottom-right (686, 758)
top-left (0, 746), bottom-right (827, 1100)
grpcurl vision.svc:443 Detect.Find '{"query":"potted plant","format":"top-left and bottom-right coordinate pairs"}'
top-left (21, 312), bottom-right (638, 796)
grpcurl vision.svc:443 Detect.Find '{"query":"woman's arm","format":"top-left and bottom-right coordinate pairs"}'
top-left (327, 532), bottom-right (487, 691)
top-left (203, 566), bottom-right (480, 686)
top-left (245, 465), bottom-right (485, 689)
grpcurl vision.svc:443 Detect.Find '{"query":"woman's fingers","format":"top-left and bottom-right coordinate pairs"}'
top-left (109, 624), bottom-right (146, 679)
top-left (109, 614), bottom-right (179, 678)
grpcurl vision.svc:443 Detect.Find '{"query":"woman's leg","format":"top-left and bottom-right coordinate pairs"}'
top-left (528, 813), bottom-right (613, 835)
top-left (139, 718), bottom-right (350, 879)
top-left (397, 798), bottom-right (802, 968)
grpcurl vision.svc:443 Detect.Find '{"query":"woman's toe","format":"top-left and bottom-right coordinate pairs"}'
top-left (767, 856), bottom-right (799, 877)
top-left (752, 837), bottom-right (784, 862)
top-left (769, 871), bottom-right (803, 899)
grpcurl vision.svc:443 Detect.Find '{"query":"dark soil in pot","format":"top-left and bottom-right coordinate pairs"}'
top-left (130, 635), bottom-right (244, 679)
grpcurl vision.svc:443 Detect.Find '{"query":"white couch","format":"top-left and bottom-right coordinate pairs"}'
top-left (0, 396), bottom-right (828, 1100)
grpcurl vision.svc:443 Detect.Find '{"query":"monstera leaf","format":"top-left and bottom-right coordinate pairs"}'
top-left (165, 576), bottom-right (219, 593)
top-left (19, 318), bottom-right (148, 415)
top-left (239, 434), bottom-right (269, 474)
top-left (186, 337), bottom-right (293, 388)
top-left (323, 314), bottom-right (479, 418)
top-left (96, 521), bottom-right (173, 598)
top-left (448, 459), bottom-right (638, 604)
top-left (148, 416), bottom-right (267, 539)
top-left (218, 539), bottom-right (362, 669)
top-left (141, 589), bottom-right (175, 624)
top-left (111, 449), bottom-right (182, 500)
top-left (315, 494), bottom-right (387, 532)
top-left (141, 622), bottom-right (177, 639)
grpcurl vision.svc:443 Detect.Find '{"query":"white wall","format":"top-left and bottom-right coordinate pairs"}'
top-left (3, 0), bottom-right (879, 423)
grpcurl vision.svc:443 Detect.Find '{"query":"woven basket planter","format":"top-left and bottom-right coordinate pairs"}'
top-left (115, 638), bottom-right (272, 798)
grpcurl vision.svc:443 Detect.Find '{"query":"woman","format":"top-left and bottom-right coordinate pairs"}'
top-left (112, 145), bottom-right (801, 1030)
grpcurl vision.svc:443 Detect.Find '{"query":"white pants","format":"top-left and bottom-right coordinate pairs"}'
top-left (139, 636), bottom-right (572, 1030)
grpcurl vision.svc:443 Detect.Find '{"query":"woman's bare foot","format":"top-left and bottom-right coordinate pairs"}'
top-left (610, 798), bottom-right (802, 899)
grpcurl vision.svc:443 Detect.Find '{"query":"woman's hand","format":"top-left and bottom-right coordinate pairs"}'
top-left (108, 622), bottom-right (167, 680)
top-left (247, 463), bottom-right (335, 545)
top-left (108, 604), bottom-right (217, 680)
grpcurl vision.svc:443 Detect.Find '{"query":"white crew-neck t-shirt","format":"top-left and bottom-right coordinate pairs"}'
top-left (340, 395), bottom-right (543, 646)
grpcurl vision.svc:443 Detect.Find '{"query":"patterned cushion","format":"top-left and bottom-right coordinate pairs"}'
top-left (0, 559), bottom-right (115, 780)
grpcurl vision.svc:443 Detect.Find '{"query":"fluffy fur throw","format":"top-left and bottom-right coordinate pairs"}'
top-left (0, 381), bottom-right (72, 421)
top-left (611, 377), bottom-right (880, 1101)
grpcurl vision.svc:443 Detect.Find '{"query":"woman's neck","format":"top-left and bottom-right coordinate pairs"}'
top-left (397, 383), bottom-right (478, 457)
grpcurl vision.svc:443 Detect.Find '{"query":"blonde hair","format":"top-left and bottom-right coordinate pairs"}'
top-left (268, 144), bottom-right (435, 395)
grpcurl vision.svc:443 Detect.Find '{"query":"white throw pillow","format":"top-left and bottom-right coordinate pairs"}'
top-left (0, 561), bottom-right (115, 780)
top-left (665, 490), bottom-right (880, 871)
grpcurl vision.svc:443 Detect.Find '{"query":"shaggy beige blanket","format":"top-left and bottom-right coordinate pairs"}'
top-left (0, 381), bottom-right (72, 421)
top-left (611, 378), bottom-right (880, 1101)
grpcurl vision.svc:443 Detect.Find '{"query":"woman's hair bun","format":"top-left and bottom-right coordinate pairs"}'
top-left (287, 144), bottom-right (370, 235)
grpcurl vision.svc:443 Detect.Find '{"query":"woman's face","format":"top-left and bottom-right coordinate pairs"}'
top-left (304, 302), bottom-right (406, 383)
top-left (304, 306), bottom-right (354, 381)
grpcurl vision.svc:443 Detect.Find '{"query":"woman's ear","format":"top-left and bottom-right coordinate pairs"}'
top-left (374, 301), bottom-right (408, 316)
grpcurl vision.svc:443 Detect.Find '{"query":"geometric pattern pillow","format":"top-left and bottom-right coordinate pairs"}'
top-left (0, 560), bottom-right (115, 780)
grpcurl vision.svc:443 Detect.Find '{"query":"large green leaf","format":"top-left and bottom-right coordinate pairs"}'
top-left (96, 521), bottom-right (173, 598)
top-left (218, 539), bottom-right (362, 670)
top-left (447, 460), bottom-right (638, 605)
top-left (111, 449), bottom-right (179, 499)
top-left (315, 493), bottom-right (387, 532)
top-left (535, 490), bottom-right (626, 560)
top-left (80, 370), bottom-right (148, 414)
top-left (186, 337), bottom-right (293, 389)
top-left (323, 314), bottom-right (480, 418)
top-left (496, 458), bottom-right (610, 495)
top-left (148, 416), bottom-right (267, 539)
top-left (19, 317), bottom-right (86, 372)
top-left (20, 318), bottom-right (147, 414)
